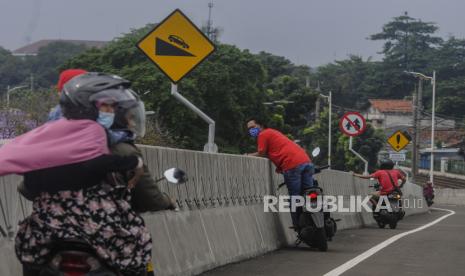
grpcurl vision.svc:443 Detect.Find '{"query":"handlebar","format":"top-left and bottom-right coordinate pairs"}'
top-left (314, 165), bottom-right (330, 174)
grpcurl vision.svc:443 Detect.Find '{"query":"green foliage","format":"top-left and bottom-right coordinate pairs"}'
top-left (0, 42), bottom-right (89, 93)
top-left (0, 47), bottom-right (30, 91)
top-left (7, 12), bottom-right (465, 171)
top-left (369, 12), bottom-right (442, 71)
top-left (302, 109), bottom-right (384, 172)
top-left (64, 27), bottom-right (269, 152)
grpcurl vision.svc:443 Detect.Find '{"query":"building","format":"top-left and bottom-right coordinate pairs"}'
top-left (364, 99), bottom-right (455, 132)
top-left (365, 99), bottom-right (413, 130)
top-left (419, 148), bottom-right (464, 170)
top-left (12, 39), bottom-right (108, 57)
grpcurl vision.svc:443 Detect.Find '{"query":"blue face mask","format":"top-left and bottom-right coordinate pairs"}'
top-left (249, 127), bottom-right (261, 138)
top-left (97, 112), bottom-right (115, 129)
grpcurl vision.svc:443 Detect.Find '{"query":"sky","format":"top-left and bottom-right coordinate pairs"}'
top-left (1, 0), bottom-right (465, 67)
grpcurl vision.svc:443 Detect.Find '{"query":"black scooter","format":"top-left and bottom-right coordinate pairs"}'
top-left (369, 182), bottom-right (405, 229)
top-left (278, 147), bottom-right (338, 251)
top-left (31, 168), bottom-right (187, 276)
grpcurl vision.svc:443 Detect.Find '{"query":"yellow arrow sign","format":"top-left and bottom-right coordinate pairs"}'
top-left (136, 9), bottom-right (216, 83)
top-left (387, 130), bottom-right (411, 152)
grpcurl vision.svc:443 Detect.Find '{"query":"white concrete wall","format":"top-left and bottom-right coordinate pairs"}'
top-left (435, 188), bottom-right (465, 205)
top-left (0, 146), bottom-right (427, 276)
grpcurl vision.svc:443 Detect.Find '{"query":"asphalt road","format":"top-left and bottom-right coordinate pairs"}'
top-left (201, 206), bottom-right (465, 276)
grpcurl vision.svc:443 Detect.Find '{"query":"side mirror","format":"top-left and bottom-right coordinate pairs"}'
top-left (163, 168), bottom-right (188, 184)
top-left (311, 147), bottom-right (321, 157)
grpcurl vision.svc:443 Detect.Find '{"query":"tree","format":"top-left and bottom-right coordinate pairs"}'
top-left (302, 109), bottom-right (384, 172)
top-left (31, 41), bottom-right (89, 88)
top-left (0, 47), bottom-right (30, 93)
top-left (64, 25), bottom-right (269, 153)
top-left (370, 12), bottom-right (442, 71)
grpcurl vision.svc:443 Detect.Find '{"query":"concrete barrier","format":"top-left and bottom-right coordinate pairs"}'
top-left (435, 188), bottom-right (465, 205)
top-left (0, 145), bottom-right (427, 276)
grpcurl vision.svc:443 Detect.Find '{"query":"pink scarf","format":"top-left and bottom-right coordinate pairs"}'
top-left (0, 119), bottom-right (109, 176)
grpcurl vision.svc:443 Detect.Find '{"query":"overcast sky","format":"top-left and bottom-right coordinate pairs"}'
top-left (1, 0), bottom-right (464, 67)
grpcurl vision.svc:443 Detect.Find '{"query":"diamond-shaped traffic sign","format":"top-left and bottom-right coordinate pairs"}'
top-left (387, 130), bottom-right (411, 152)
top-left (136, 9), bottom-right (216, 83)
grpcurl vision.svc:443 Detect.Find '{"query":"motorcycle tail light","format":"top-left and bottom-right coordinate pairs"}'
top-left (308, 193), bottom-right (318, 200)
top-left (58, 252), bottom-right (97, 275)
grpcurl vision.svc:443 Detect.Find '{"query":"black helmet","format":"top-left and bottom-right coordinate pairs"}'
top-left (379, 159), bottom-right (395, 170)
top-left (60, 72), bottom-right (133, 120)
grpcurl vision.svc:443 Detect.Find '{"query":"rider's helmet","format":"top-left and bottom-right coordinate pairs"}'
top-left (112, 90), bottom-right (146, 138)
top-left (379, 159), bottom-right (395, 170)
top-left (60, 72), bottom-right (135, 120)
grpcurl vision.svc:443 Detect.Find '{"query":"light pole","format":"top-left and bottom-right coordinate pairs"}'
top-left (405, 71), bottom-right (436, 186)
top-left (319, 91), bottom-right (332, 168)
top-left (6, 85), bottom-right (28, 108)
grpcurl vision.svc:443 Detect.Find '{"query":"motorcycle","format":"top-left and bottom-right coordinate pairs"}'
top-left (278, 147), bottom-right (339, 251)
top-left (423, 185), bottom-right (434, 207)
top-left (424, 195), bottom-right (434, 207)
top-left (369, 182), bottom-right (405, 229)
top-left (33, 168), bottom-right (187, 276)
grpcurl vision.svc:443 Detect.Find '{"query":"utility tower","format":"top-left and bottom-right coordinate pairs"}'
top-left (207, 1), bottom-right (215, 40)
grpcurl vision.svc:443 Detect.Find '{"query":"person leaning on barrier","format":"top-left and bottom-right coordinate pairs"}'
top-left (245, 117), bottom-right (314, 231)
top-left (353, 159), bottom-right (406, 203)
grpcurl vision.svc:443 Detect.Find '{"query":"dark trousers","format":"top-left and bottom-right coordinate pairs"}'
top-left (283, 163), bottom-right (314, 228)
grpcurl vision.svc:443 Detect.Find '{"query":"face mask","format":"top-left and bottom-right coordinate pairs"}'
top-left (249, 127), bottom-right (261, 138)
top-left (97, 111), bottom-right (115, 129)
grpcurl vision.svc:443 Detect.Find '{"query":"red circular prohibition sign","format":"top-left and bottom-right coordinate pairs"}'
top-left (339, 112), bottom-right (367, 137)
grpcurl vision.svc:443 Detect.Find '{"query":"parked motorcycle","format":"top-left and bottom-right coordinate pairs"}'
top-left (369, 182), bottom-right (405, 229)
top-left (278, 147), bottom-right (339, 251)
top-left (34, 168), bottom-right (187, 276)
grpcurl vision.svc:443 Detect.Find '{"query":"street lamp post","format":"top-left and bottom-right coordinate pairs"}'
top-left (6, 85), bottom-right (28, 108)
top-left (405, 71), bottom-right (436, 186)
top-left (319, 91), bottom-right (332, 168)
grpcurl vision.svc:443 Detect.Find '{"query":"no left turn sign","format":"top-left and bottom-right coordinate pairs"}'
top-left (339, 112), bottom-right (366, 137)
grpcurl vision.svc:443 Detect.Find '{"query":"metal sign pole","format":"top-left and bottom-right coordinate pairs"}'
top-left (171, 83), bottom-right (218, 153)
top-left (349, 136), bottom-right (369, 175)
top-left (328, 91), bottom-right (332, 168)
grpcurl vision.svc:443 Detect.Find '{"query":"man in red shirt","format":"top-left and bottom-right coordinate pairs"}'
top-left (354, 159), bottom-right (406, 203)
top-left (246, 118), bottom-right (314, 230)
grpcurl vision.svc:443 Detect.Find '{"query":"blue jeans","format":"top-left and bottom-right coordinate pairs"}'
top-left (283, 163), bottom-right (315, 228)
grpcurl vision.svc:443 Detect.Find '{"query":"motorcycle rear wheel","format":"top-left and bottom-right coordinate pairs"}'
top-left (389, 221), bottom-right (397, 229)
top-left (377, 221), bottom-right (386, 228)
top-left (316, 228), bottom-right (328, 251)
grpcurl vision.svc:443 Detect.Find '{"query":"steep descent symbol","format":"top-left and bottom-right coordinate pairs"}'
top-left (156, 37), bottom-right (195, 57)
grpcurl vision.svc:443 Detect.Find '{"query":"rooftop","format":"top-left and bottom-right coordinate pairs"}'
top-left (369, 99), bottom-right (412, 113)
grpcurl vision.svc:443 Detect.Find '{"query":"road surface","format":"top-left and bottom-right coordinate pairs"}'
top-left (202, 206), bottom-right (464, 276)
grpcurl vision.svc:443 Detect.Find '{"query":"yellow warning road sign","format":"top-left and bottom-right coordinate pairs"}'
top-left (387, 130), bottom-right (411, 152)
top-left (136, 9), bottom-right (216, 83)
